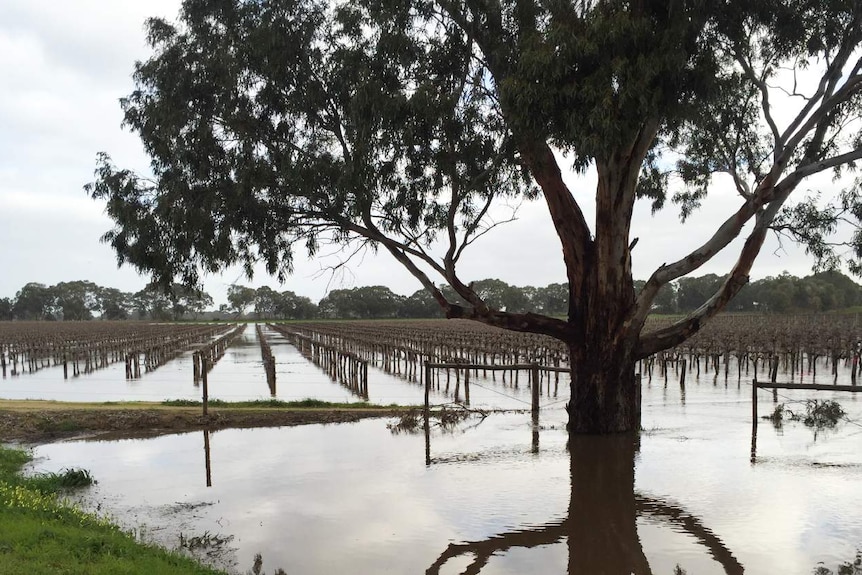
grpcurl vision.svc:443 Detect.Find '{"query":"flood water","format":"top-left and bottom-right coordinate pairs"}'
top-left (0, 325), bottom-right (542, 408)
top-left (7, 324), bottom-right (862, 573)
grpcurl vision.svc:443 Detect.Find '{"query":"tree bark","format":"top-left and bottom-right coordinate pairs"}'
top-left (563, 156), bottom-right (642, 434)
top-left (567, 338), bottom-right (640, 433)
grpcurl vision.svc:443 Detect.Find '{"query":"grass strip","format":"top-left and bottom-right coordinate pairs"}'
top-left (160, 398), bottom-right (404, 409)
top-left (0, 446), bottom-right (225, 575)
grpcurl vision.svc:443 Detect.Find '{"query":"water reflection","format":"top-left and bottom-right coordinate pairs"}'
top-left (428, 434), bottom-right (743, 575)
top-left (31, 403), bottom-right (862, 574)
top-left (203, 429), bottom-right (212, 487)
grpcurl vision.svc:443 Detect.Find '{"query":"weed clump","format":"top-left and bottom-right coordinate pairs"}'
top-left (802, 400), bottom-right (845, 428)
top-left (813, 549), bottom-right (862, 574)
top-left (387, 405), bottom-right (487, 435)
top-left (438, 406), bottom-right (473, 430)
top-left (387, 410), bottom-right (421, 434)
top-left (764, 404), bottom-right (785, 428)
top-left (27, 468), bottom-right (95, 493)
top-left (762, 400), bottom-right (846, 429)
top-left (162, 399), bottom-right (200, 407)
top-left (178, 530), bottom-right (233, 552)
top-left (248, 552), bottom-right (287, 575)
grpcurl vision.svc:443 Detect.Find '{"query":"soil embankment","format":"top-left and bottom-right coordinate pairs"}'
top-left (0, 401), bottom-right (405, 443)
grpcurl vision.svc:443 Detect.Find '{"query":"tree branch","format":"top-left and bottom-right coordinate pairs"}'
top-left (734, 52), bottom-right (782, 155)
top-left (783, 147), bottom-right (862, 186)
top-left (519, 141), bottom-right (592, 320)
top-left (637, 186), bottom-right (792, 358)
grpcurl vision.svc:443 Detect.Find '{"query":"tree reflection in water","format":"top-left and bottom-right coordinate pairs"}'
top-left (426, 433), bottom-right (743, 575)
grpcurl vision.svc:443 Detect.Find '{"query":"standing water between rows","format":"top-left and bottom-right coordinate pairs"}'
top-left (29, 373), bottom-right (862, 575)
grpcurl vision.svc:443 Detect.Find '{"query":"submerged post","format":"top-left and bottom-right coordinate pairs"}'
top-left (751, 379), bottom-right (758, 420)
top-left (424, 361), bottom-right (431, 466)
top-left (751, 379), bottom-right (758, 462)
top-left (424, 362), bottom-right (431, 423)
top-left (531, 362), bottom-right (540, 424)
top-left (530, 363), bottom-right (540, 453)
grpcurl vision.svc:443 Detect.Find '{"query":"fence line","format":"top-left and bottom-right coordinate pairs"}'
top-left (750, 378), bottom-right (861, 462)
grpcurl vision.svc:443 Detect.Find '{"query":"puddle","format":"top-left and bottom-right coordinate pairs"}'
top-left (30, 392), bottom-right (862, 574)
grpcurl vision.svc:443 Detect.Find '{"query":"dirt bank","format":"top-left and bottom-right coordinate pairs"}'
top-left (0, 401), bottom-right (407, 443)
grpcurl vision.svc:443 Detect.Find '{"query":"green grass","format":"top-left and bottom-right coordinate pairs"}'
top-left (160, 398), bottom-right (404, 409)
top-left (0, 446), bottom-right (225, 574)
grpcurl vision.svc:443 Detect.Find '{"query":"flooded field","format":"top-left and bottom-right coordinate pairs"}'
top-left (0, 322), bottom-right (858, 573)
top-left (0, 325), bottom-right (546, 408)
top-left (11, 324), bottom-right (861, 574)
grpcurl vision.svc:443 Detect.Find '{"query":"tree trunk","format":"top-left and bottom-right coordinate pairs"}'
top-left (560, 153), bottom-right (642, 434)
top-left (567, 338), bottom-right (640, 434)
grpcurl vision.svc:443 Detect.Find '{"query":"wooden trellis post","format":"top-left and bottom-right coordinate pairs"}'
top-left (202, 357), bottom-right (209, 417)
top-left (424, 361), bottom-right (431, 466)
top-left (531, 362), bottom-right (540, 425)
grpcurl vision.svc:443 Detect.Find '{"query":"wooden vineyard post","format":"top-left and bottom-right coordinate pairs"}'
top-left (680, 359), bottom-right (687, 388)
top-left (531, 363), bottom-right (540, 453)
top-left (424, 361), bottom-right (431, 466)
top-left (362, 362), bottom-right (368, 396)
top-left (531, 363), bottom-right (540, 425)
top-left (202, 357), bottom-right (209, 417)
top-left (424, 362), bottom-right (431, 423)
top-left (464, 368), bottom-right (470, 406)
top-left (267, 356), bottom-right (276, 396)
top-left (751, 379), bottom-right (759, 462)
top-left (751, 379), bottom-right (758, 422)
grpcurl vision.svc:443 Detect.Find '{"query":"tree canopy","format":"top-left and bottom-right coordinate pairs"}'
top-left (88, 0), bottom-right (862, 432)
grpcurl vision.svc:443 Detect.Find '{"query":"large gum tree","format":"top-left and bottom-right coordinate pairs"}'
top-left (89, 0), bottom-right (862, 433)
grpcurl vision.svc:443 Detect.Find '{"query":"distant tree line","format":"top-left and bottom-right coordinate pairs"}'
top-left (1, 271), bottom-right (860, 322)
top-left (225, 271), bottom-right (862, 319)
top-left (0, 281), bottom-right (213, 321)
top-left (657, 270), bottom-right (862, 314)
top-left (217, 280), bottom-right (571, 320)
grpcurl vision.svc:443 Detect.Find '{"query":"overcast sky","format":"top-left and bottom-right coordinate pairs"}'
top-left (0, 1), bottom-right (843, 307)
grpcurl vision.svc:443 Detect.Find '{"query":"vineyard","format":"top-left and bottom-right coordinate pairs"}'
top-left (273, 313), bottom-right (862, 387)
top-left (0, 314), bottom-right (860, 405)
top-left (4, 318), bottom-right (861, 574)
top-left (0, 322), bottom-right (236, 380)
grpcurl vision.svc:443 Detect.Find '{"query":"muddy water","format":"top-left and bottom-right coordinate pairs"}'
top-left (30, 376), bottom-right (862, 575)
